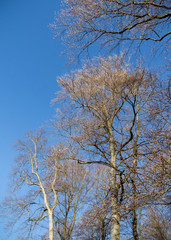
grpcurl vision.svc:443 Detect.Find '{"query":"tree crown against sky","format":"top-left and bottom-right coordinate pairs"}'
top-left (53, 0), bottom-right (171, 61)
top-left (55, 54), bottom-right (170, 189)
top-left (54, 55), bottom-right (171, 239)
top-left (1, 55), bottom-right (170, 239)
top-left (1, 130), bottom-right (94, 240)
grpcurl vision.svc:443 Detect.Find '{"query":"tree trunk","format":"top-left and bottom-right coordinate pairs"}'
top-left (132, 165), bottom-right (139, 240)
top-left (110, 162), bottom-right (120, 240)
top-left (49, 210), bottom-right (54, 240)
top-left (102, 218), bottom-right (105, 240)
top-left (109, 123), bottom-right (120, 240)
top-left (133, 208), bottom-right (139, 240)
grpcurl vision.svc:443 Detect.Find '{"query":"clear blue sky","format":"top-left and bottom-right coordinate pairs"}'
top-left (0, 0), bottom-right (67, 238)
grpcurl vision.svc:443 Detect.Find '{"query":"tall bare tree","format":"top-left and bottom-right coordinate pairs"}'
top-left (53, 0), bottom-right (171, 59)
top-left (54, 55), bottom-right (167, 239)
top-left (1, 130), bottom-right (93, 240)
top-left (15, 130), bottom-right (58, 240)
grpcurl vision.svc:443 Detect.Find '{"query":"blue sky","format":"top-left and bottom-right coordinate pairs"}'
top-left (0, 0), bottom-right (67, 238)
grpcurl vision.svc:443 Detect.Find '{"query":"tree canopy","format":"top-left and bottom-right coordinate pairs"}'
top-left (53, 0), bottom-right (171, 59)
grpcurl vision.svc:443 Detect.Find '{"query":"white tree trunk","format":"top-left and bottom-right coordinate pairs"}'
top-left (108, 126), bottom-right (121, 240)
top-left (49, 210), bottom-right (54, 240)
top-left (109, 128), bottom-right (120, 240)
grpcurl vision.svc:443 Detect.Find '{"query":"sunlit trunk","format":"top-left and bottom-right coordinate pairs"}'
top-left (110, 166), bottom-right (120, 240)
top-left (49, 210), bottom-right (54, 240)
top-left (109, 119), bottom-right (121, 240)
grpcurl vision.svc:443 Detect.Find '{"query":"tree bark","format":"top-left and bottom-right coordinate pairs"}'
top-left (49, 210), bottom-right (54, 240)
top-left (110, 134), bottom-right (120, 240)
top-left (110, 166), bottom-right (120, 240)
top-left (132, 165), bottom-right (139, 240)
top-left (108, 119), bottom-right (120, 240)
top-left (133, 208), bottom-right (139, 240)
top-left (102, 219), bottom-right (105, 240)
top-left (132, 100), bottom-right (139, 240)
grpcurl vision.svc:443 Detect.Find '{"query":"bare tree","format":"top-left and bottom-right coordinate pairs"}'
top-left (75, 167), bottom-right (111, 240)
top-left (1, 130), bottom-right (93, 240)
top-left (1, 130), bottom-right (60, 240)
top-left (53, 0), bottom-right (171, 60)
top-left (139, 206), bottom-right (171, 240)
top-left (120, 76), bottom-right (171, 239)
top-left (54, 55), bottom-right (166, 239)
top-left (53, 161), bottom-right (94, 240)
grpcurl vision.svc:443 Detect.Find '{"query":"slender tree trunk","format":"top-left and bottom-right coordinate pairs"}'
top-left (49, 210), bottom-right (54, 240)
top-left (132, 177), bottom-right (138, 240)
top-left (132, 163), bottom-right (139, 240)
top-left (132, 208), bottom-right (138, 240)
top-left (109, 121), bottom-right (120, 240)
top-left (132, 99), bottom-right (139, 240)
top-left (110, 147), bottom-right (120, 240)
top-left (102, 218), bottom-right (105, 240)
top-left (110, 166), bottom-right (120, 240)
